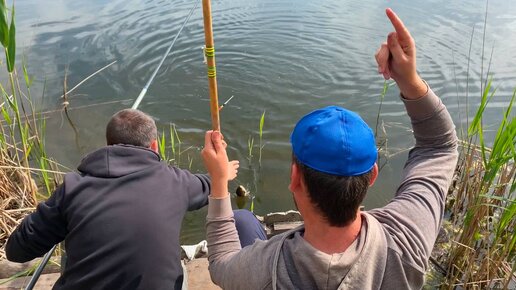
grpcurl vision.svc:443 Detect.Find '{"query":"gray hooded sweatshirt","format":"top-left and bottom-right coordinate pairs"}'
top-left (7, 145), bottom-right (211, 290)
top-left (206, 87), bottom-right (458, 290)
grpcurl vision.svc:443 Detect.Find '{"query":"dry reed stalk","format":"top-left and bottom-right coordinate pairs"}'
top-left (0, 149), bottom-right (37, 260)
top-left (442, 140), bottom-right (516, 289)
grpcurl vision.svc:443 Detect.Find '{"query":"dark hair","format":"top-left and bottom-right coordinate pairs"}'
top-left (106, 109), bottom-right (157, 148)
top-left (293, 155), bottom-right (373, 227)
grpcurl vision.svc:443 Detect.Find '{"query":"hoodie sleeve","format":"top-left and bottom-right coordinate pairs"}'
top-left (169, 166), bottom-right (211, 211)
top-left (368, 85), bottom-right (458, 272)
top-left (187, 173), bottom-right (211, 211)
top-left (6, 184), bottom-right (67, 263)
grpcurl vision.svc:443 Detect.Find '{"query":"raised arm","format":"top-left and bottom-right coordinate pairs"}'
top-left (201, 132), bottom-right (241, 283)
top-left (202, 131), bottom-right (272, 288)
top-left (173, 156), bottom-right (238, 211)
top-left (370, 8), bottom-right (458, 271)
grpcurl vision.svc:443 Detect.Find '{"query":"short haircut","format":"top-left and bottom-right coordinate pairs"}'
top-left (106, 109), bottom-right (157, 148)
top-left (293, 155), bottom-right (373, 227)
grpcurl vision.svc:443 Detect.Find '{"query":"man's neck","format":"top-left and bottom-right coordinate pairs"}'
top-left (302, 212), bottom-right (362, 255)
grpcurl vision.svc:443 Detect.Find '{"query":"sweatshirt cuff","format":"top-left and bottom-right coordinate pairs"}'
top-left (207, 196), bottom-right (233, 219)
top-left (401, 82), bottom-right (441, 121)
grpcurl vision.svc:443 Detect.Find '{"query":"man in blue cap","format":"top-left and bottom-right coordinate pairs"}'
top-left (202, 8), bottom-right (458, 289)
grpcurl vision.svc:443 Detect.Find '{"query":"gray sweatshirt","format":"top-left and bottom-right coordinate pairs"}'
top-left (7, 145), bottom-right (211, 290)
top-left (206, 87), bottom-right (458, 290)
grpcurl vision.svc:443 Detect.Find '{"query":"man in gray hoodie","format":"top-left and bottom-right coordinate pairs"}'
top-left (6, 109), bottom-right (239, 289)
top-left (201, 8), bottom-right (458, 290)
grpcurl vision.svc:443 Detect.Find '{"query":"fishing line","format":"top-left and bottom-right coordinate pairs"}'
top-left (132, 0), bottom-right (200, 109)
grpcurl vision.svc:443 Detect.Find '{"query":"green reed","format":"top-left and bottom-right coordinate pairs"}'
top-left (0, 0), bottom-right (64, 263)
top-left (442, 85), bottom-right (515, 289)
top-left (246, 111), bottom-right (266, 166)
top-left (259, 110), bottom-right (265, 166)
top-left (435, 0), bottom-right (516, 288)
top-left (158, 124), bottom-right (195, 170)
top-left (247, 135), bottom-right (254, 161)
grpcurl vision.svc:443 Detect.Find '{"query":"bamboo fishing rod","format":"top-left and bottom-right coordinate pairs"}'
top-left (202, 0), bottom-right (221, 131)
top-left (23, 3), bottom-right (219, 289)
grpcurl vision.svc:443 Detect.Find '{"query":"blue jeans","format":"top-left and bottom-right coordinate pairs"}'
top-left (233, 210), bottom-right (267, 247)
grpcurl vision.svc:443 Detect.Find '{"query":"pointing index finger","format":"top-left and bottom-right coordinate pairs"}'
top-left (386, 8), bottom-right (411, 40)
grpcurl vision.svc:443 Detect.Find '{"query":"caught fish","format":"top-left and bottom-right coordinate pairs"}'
top-left (236, 185), bottom-right (250, 197)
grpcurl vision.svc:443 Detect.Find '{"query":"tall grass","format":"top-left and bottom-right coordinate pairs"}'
top-left (158, 124), bottom-right (195, 170)
top-left (258, 110), bottom-right (265, 166)
top-left (374, 80), bottom-right (397, 172)
top-left (0, 0), bottom-right (62, 260)
top-left (442, 86), bottom-right (516, 289)
top-left (247, 134), bottom-right (254, 161)
top-left (434, 1), bottom-right (516, 288)
top-left (243, 112), bottom-right (267, 211)
top-left (246, 111), bottom-right (266, 165)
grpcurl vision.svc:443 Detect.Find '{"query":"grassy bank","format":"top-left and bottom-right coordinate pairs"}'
top-left (0, 0), bottom-right (62, 260)
top-left (435, 86), bottom-right (516, 289)
top-left (428, 1), bottom-right (516, 287)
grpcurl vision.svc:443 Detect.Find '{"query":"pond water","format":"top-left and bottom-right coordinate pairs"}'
top-left (13, 0), bottom-right (516, 243)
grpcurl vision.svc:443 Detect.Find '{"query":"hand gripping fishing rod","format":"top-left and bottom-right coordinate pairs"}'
top-left (25, 3), bottom-right (201, 290)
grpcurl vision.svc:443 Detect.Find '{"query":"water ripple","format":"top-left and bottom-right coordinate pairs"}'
top-left (12, 0), bottom-right (516, 243)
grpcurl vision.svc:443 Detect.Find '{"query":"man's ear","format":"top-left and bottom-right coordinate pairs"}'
top-left (369, 163), bottom-right (379, 187)
top-left (150, 139), bottom-right (159, 153)
top-left (288, 163), bottom-right (302, 193)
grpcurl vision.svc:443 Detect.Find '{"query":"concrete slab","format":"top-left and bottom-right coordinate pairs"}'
top-left (0, 259), bottom-right (219, 290)
top-left (0, 273), bottom-right (59, 290)
top-left (186, 259), bottom-right (220, 290)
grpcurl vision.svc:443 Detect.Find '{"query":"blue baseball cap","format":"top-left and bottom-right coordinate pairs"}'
top-left (290, 106), bottom-right (377, 176)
